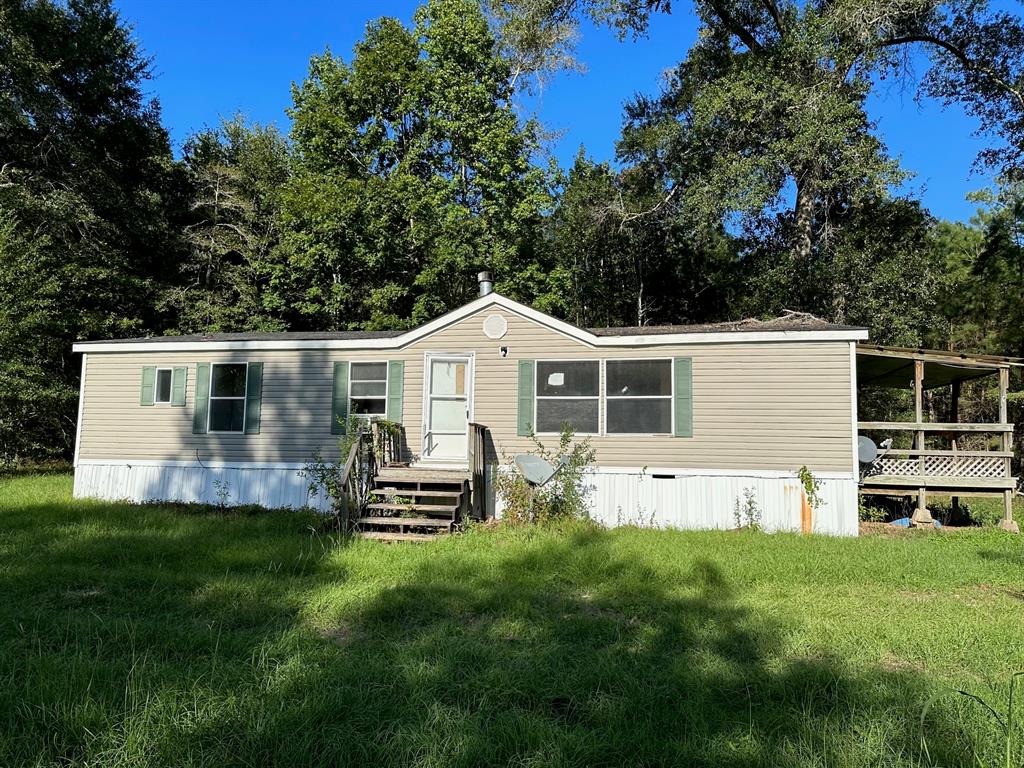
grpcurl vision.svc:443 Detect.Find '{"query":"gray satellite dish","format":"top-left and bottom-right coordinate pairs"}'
top-left (515, 454), bottom-right (561, 486)
top-left (857, 436), bottom-right (878, 464)
top-left (514, 454), bottom-right (571, 522)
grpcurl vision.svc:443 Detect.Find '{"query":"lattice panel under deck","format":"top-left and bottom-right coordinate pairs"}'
top-left (872, 455), bottom-right (1006, 479)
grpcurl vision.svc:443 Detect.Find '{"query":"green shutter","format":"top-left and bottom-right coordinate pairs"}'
top-left (386, 360), bottom-right (404, 423)
top-left (244, 362), bottom-right (263, 434)
top-left (140, 366), bottom-right (156, 406)
top-left (331, 361), bottom-right (350, 435)
top-left (171, 367), bottom-right (187, 407)
top-left (193, 362), bottom-right (210, 434)
top-left (517, 359), bottom-right (535, 437)
top-left (673, 357), bottom-right (693, 438)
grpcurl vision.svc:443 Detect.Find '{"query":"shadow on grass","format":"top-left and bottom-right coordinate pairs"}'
top-left (0, 497), bottom-right (984, 767)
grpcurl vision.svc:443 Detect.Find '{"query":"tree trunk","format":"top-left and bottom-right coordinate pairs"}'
top-left (793, 174), bottom-right (816, 262)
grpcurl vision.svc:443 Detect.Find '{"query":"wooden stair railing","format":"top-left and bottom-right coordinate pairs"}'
top-left (468, 422), bottom-right (489, 521)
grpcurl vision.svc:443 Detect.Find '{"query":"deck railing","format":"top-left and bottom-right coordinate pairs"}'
top-left (858, 422), bottom-right (1015, 490)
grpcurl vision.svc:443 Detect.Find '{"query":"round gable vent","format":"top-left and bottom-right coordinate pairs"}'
top-left (482, 313), bottom-right (508, 340)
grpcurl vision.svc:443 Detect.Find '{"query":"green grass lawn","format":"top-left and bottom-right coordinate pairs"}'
top-left (1, 475), bottom-right (1022, 767)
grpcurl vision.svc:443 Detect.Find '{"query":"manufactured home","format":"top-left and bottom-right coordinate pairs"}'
top-left (72, 274), bottom-right (877, 536)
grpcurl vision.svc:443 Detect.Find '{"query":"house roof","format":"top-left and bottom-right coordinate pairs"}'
top-left (590, 315), bottom-right (862, 336)
top-left (72, 293), bottom-right (868, 353)
top-left (74, 330), bottom-right (405, 345)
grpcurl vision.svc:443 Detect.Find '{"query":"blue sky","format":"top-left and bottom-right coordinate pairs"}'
top-left (117, 0), bottom-right (996, 222)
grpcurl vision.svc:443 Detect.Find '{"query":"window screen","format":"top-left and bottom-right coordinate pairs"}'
top-left (535, 360), bottom-right (599, 433)
top-left (350, 362), bottom-right (388, 416)
top-left (155, 368), bottom-right (172, 404)
top-left (605, 359), bottom-right (672, 434)
top-left (209, 363), bottom-right (247, 432)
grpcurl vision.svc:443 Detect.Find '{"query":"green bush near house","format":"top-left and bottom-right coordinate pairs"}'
top-left (1, 474), bottom-right (1022, 767)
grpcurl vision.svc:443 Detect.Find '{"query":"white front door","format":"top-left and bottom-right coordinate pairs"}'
top-left (422, 354), bottom-right (473, 462)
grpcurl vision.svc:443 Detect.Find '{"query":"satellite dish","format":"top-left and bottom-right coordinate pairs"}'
top-left (857, 436), bottom-right (878, 464)
top-left (514, 454), bottom-right (558, 486)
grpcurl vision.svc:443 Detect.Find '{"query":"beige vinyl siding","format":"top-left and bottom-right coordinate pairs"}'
top-left (78, 305), bottom-right (854, 472)
top-left (407, 311), bottom-right (852, 471)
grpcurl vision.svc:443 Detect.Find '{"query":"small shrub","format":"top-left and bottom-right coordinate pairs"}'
top-left (212, 478), bottom-right (231, 509)
top-left (495, 425), bottom-right (596, 525)
top-left (733, 487), bottom-right (762, 531)
top-left (858, 499), bottom-right (889, 522)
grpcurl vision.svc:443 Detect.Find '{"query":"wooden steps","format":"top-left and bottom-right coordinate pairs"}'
top-left (372, 488), bottom-right (461, 500)
top-left (355, 466), bottom-right (469, 542)
top-left (366, 502), bottom-right (457, 514)
top-left (375, 468), bottom-right (470, 483)
top-left (357, 516), bottom-right (452, 529)
top-left (359, 531), bottom-right (437, 543)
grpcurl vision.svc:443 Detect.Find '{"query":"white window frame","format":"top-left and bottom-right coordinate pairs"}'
top-left (153, 367), bottom-right (174, 405)
top-left (603, 358), bottom-right (674, 436)
top-left (534, 358), bottom-right (601, 436)
top-left (349, 360), bottom-right (390, 420)
top-left (207, 362), bottom-right (249, 434)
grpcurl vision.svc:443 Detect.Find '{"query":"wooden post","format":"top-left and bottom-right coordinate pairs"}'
top-left (911, 359), bottom-right (934, 526)
top-left (997, 366), bottom-right (1019, 532)
top-left (951, 379), bottom-right (961, 523)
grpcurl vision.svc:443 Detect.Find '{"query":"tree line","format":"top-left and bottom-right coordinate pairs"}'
top-left (2, 0), bottom-right (1024, 463)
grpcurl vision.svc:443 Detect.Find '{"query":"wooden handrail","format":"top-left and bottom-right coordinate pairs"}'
top-left (338, 436), bottom-right (362, 487)
top-left (336, 430), bottom-right (377, 529)
top-left (859, 422), bottom-right (1014, 433)
top-left (468, 422), bottom-right (488, 520)
top-left (877, 448), bottom-right (1015, 458)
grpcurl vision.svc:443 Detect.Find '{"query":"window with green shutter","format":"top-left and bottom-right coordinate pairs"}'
top-left (143, 366), bottom-right (186, 407)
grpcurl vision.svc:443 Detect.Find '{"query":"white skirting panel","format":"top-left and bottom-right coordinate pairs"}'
top-left (73, 462), bottom-right (330, 511)
top-left (75, 462), bottom-right (859, 536)
top-left (581, 468), bottom-right (858, 536)
top-left (490, 466), bottom-right (859, 536)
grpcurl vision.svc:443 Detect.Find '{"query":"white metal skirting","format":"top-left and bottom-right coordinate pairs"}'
top-left (74, 462), bottom-right (858, 536)
top-left (73, 461), bottom-right (330, 511)
top-left (489, 466), bottom-right (858, 536)
top-left (580, 469), bottom-right (858, 536)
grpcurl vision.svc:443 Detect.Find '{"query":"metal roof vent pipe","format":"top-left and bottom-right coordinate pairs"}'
top-left (478, 271), bottom-right (494, 296)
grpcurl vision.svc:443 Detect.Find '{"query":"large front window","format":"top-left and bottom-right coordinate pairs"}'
top-left (350, 362), bottom-right (388, 417)
top-left (209, 363), bottom-right (247, 432)
top-left (605, 359), bottom-right (672, 434)
top-left (535, 360), bottom-right (599, 434)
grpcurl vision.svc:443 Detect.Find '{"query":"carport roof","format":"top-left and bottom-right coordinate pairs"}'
top-left (857, 344), bottom-right (1023, 390)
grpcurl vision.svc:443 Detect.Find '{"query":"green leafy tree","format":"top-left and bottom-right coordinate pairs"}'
top-left (498, 0), bottom-right (1024, 262)
top-left (162, 117), bottom-right (291, 334)
top-left (270, 0), bottom-right (551, 331)
top-left (544, 149), bottom-right (738, 327)
top-left (929, 181), bottom-right (1024, 358)
top-left (0, 0), bottom-right (184, 461)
